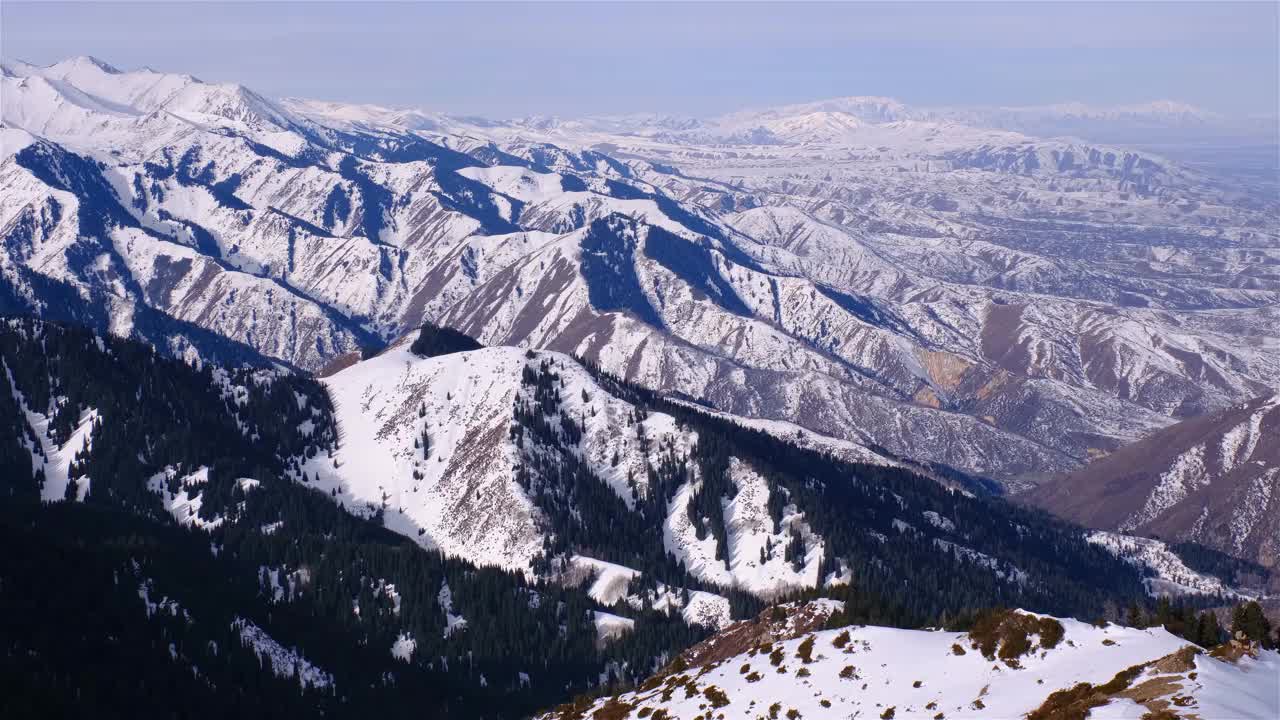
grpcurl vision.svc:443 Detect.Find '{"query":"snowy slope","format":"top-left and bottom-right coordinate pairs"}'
top-left (297, 335), bottom-right (854, 601)
top-left (543, 605), bottom-right (1279, 720)
top-left (4, 358), bottom-right (100, 502)
top-left (4, 56), bottom-right (1278, 490)
top-left (1087, 531), bottom-right (1258, 599)
top-left (1031, 394), bottom-right (1280, 568)
top-left (663, 458), bottom-right (824, 595)
top-left (568, 556), bottom-right (733, 630)
top-left (298, 338), bottom-right (546, 571)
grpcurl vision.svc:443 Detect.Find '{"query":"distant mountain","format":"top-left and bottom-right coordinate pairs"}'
top-left (505, 95), bottom-right (1266, 147)
top-left (917, 100), bottom-right (1243, 140)
top-left (3, 56), bottom-right (1278, 490)
top-left (1028, 394), bottom-right (1280, 570)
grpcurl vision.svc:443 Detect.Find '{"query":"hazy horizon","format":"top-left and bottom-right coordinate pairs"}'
top-left (3, 1), bottom-right (1277, 119)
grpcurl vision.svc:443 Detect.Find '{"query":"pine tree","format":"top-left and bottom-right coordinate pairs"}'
top-left (1195, 611), bottom-right (1222, 648)
top-left (1125, 602), bottom-right (1144, 628)
top-left (1230, 601), bottom-right (1274, 647)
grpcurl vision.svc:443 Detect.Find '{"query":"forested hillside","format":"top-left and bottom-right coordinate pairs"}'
top-left (0, 317), bottom-right (1263, 717)
top-left (0, 317), bottom-right (705, 719)
top-left (515, 353), bottom-right (1155, 622)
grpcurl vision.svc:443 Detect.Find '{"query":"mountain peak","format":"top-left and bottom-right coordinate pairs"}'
top-left (720, 95), bottom-right (910, 126)
top-left (1116, 99), bottom-right (1218, 119)
top-left (53, 55), bottom-right (122, 75)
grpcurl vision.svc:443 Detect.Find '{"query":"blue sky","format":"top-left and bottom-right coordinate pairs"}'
top-left (3, 2), bottom-right (1276, 118)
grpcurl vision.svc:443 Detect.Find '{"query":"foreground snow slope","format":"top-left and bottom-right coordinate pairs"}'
top-left (543, 605), bottom-right (1279, 720)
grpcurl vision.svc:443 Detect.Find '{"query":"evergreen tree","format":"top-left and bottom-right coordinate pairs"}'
top-left (1230, 601), bottom-right (1274, 647)
top-left (1195, 611), bottom-right (1222, 648)
top-left (1125, 602), bottom-right (1144, 628)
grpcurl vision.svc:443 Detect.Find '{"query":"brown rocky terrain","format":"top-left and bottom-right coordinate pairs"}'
top-left (1026, 393), bottom-right (1280, 568)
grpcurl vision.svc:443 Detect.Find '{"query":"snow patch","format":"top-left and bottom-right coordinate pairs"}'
top-left (664, 458), bottom-right (823, 596)
top-left (569, 556), bottom-right (641, 605)
top-left (232, 617), bottom-right (334, 689)
top-left (439, 581), bottom-right (467, 637)
top-left (391, 632), bottom-right (416, 662)
top-left (1088, 530), bottom-right (1251, 598)
top-left (592, 611), bottom-right (635, 643)
top-left (146, 466), bottom-right (223, 529)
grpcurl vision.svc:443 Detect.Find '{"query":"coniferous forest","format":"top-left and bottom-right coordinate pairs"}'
top-left (1, 317), bottom-right (1271, 718)
top-left (0, 318), bottom-right (704, 719)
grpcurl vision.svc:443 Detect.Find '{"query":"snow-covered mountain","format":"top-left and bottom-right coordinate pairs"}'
top-left (544, 602), bottom-right (1280, 720)
top-left (302, 331), bottom-right (884, 590)
top-left (13, 317), bottom-right (1258, 632)
top-left (5, 313), bottom-right (1276, 720)
top-left (3, 56), bottom-right (1277, 489)
top-left (918, 100), bottom-right (1279, 146)
top-left (1030, 394), bottom-right (1280, 571)
top-left (495, 95), bottom-right (1265, 147)
top-left (244, 324), bottom-right (1265, 608)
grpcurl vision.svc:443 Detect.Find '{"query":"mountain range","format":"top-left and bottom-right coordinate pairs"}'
top-left (3, 56), bottom-right (1276, 490)
top-left (2, 55), bottom-right (1277, 718)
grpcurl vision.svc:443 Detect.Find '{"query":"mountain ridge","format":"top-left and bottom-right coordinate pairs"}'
top-left (3, 55), bottom-right (1276, 491)
top-left (1028, 392), bottom-right (1280, 573)
top-left (540, 603), bottom-right (1279, 720)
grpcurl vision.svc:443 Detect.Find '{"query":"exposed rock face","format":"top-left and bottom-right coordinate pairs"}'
top-left (1027, 394), bottom-right (1280, 567)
